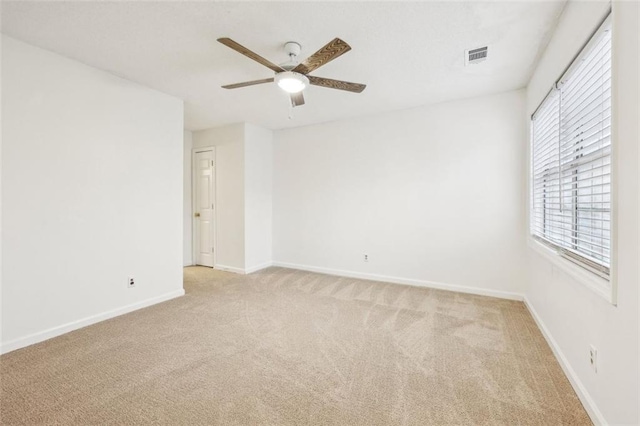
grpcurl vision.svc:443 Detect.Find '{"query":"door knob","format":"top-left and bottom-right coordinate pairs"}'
top-left (194, 213), bottom-right (200, 217)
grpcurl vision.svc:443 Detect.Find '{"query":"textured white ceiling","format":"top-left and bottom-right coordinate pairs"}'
top-left (1, 1), bottom-right (565, 131)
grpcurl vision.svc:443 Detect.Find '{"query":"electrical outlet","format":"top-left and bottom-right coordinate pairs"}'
top-left (127, 276), bottom-right (135, 288)
top-left (589, 345), bottom-right (598, 373)
top-left (363, 254), bottom-right (369, 262)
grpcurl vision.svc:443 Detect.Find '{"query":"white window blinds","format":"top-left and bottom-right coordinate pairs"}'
top-left (531, 15), bottom-right (611, 277)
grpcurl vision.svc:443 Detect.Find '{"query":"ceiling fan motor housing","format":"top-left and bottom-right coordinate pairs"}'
top-left (284, 41), bottom-right (302, 58)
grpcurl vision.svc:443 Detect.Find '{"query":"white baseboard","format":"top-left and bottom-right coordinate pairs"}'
top-left (245, 261), bottom-right (273, 274)
top-left (213, 262), bottom-right (273, 275)
top-left (271, 261), bottom-right (523, 301)
top-left (523, 297), bottom-right (605, 426)
top-left (0, 289), bottom-right (185, 355)
top-left (214, 264), bottom-right (246, 275)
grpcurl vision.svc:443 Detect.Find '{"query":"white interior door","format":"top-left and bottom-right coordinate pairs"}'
top-left (194, 149), bottom-right (215, 267)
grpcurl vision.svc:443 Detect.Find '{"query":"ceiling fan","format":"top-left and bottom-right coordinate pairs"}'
top-left (217, 37), bottom-right (366, 107)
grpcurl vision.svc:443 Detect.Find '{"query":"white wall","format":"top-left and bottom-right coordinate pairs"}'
top-left (0, 36), bottom-right (3, 347)
top-left (273, 90), bottom-right (528, 298)
top-left (525, 1), bottom-right (639, 424)
top-left (1, 36), bottom-right (184, 352)
top-left (193, 124), bottom-right (245, 271)
top-left (244, 123), bottom-right (273, 272)
top-left (183, 130), bottom-right (193, 266)
top-left (192, 123), bottom-right (244, 150)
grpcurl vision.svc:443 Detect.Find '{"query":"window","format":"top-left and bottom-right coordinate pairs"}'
top-left (531, 14), bottom-right (611, 279)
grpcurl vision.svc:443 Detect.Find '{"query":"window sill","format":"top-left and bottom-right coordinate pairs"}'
top-left (527, 237), bottom-right (615, 305)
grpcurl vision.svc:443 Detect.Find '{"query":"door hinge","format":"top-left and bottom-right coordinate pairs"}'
top-left (211, 160), bottom-right (214, 166)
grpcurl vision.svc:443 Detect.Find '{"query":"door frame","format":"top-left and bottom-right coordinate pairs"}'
top-left (192, 147), bottom-right (216, 267)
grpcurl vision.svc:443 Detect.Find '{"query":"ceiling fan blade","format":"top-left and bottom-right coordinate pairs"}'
top-left (308, 76), bottom-right (366, 93)
top-left (290, 91), bottom-right (305, 107)
top-left (217, 38), bottom-right (284, 73)
top-left (221, 78), bottom-right (274, 89)
top-left (293, 38), bottom-right (351, 74)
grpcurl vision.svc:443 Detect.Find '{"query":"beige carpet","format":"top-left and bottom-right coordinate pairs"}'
top-left (1, 266), bottom-right (590, 425)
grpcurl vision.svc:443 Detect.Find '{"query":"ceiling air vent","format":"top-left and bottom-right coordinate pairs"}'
top-left (465, 46), bottom-right (488, 66)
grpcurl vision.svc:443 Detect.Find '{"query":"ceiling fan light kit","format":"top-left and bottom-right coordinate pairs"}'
top-left (218, 37), bottom-right (366, 109)
top-left (275, 71), bottom-right (308, 93)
